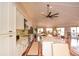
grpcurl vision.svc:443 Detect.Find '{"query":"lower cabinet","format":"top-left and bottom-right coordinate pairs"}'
top-left (42, 41), bottom-right (70, 56)
top-left (42, 42), bottom-right (53, 56)
top-left (16, 37), bottom-right (29, 56)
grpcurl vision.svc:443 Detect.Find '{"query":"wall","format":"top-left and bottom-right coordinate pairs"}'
top-left (16, 3), bottom-right (33, 28)
top-left (16, 10), bottom-right (24, 30)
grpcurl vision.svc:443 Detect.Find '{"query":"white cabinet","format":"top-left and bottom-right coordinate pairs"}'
top-left (16, 37), bottom-right (28, 56)
top-left (0, 3), bottom-right (9, 34)
top-left (8, 3), bottom-right (16, 56)
top-left (0, 3), bottom-right (16, 56)
top-left (0, 35), bottom-right (10, 55)
top-left (16, 10), bottom-right (24, 30)
top-left (42, 42), bottom-right (53, 56)
top-left (53, 43), bottom-right (70, 56)
top-left (42, 41), bottom-right (70, 56)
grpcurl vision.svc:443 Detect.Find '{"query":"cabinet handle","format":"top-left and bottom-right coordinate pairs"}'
top-left (9, 35), bottom-right (13, 37)
top-left (9, 30), bottom-right (12, 32)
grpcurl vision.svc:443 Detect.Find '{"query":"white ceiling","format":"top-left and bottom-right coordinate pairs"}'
top-left (18, 2), bottom-right (79, 27)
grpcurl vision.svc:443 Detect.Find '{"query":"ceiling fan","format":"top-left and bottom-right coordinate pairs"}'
top-left (42, 4), bottom-right (59, 18)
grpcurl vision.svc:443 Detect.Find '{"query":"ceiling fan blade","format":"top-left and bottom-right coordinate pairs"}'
top-left (50, 13), bottom-right (59, 17)
top-left (53, 13), bottom-right (59, 15)
top-left (54, 16), bottom-right (59, 17)
top-left (46, 12), bottom-right (52, 17)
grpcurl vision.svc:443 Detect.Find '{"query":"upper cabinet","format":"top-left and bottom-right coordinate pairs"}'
top-left (0, 3), bottom-right (10, 34)
top-left (16, 10), bottom-right (24, 30)
top-left (0, 3), bottom-right (16, 34)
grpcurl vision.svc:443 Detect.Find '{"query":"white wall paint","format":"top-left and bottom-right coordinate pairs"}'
top-left (16, 3), bottom-right (33, 28)
top-left (16, 10), bottom-right (24, 29)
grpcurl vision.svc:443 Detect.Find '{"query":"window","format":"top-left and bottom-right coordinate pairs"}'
top-left (46, 28), bottom-right (53, 33)
top-left (71, 27), bottom-right (77, 39)
top-left (37, 28), bottom-right (43, 34)
top-left (57, 28), bottom-right (65, 36)
top-left (71, 27), bottom-right (79, 47)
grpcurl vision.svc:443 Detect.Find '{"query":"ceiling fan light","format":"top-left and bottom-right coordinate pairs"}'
top-left (49, 6), bottom-right (52, 9)
top-left (41, 12), bottom-right (45, 14)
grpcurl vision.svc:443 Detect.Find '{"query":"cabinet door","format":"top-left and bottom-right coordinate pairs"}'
top-left (0, 3), bottom-right (9, 34)
top-left (42, 42), bottom-right (53, 56)
top-left (8, 3), bottom-right (16, 56)
top-left (0, 3), bottom-right (16, 56)
top-left (0, 35), bottom-right (9, 56)
top-left (16, 10), bottom-right (24, 30)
